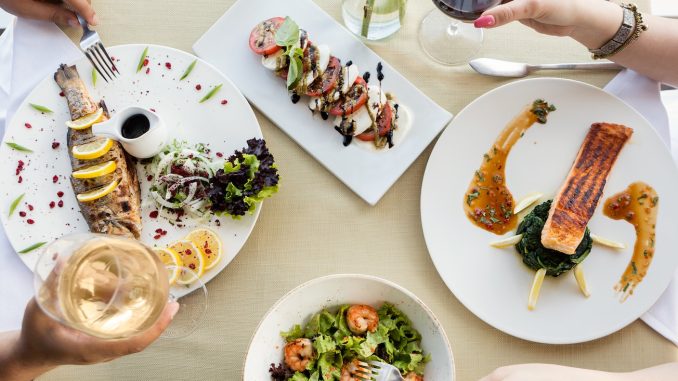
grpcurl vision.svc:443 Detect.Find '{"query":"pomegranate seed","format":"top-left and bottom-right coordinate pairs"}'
top-left (165, 62), bottom-right (172, 69)
top-left (110, 56), bottom-right (116, 61)
top-left (205, 248), bottom-right (212, 254)
top-left (153, 234), bottom-right (161, 240)
top-left (24, 123), bottom-right (32, 129)
top-left (19, 211), bottom-right (26, 217)
top-left (185, 249), bottom-right (192, 255)
top-left (57, 191), bottom-right (64, 198)
top-left (146, 68), bottom-right (150, 74)
top-left (195, 84), bottom-right (202, 91)
top-left (58, 200), bottom-right (64, 208)
top-left (216, 152), bottom-right (223, 158)
top-left (161, 230), bottom-right (167, 235)
top-left (52, 175), bottom-right (58, 183)
top-left (28, 204), bottom-right (34, 211)
top-left (155, 228), bottom-right (163, 234)
top-left (18, 176), bottom-right (23, 183)
top-left (27, 219), bottom-right (35, 225)
top-left (143, 58), bottom-right (149, 67)
top-left (149, 211), bottom-right (159, 218)
top-left (147, 175), bottom-right (153, 181)
top-left (49, 201), bottom-right (55, 209)
top-left (220, 99), bottom-right (228, 105)
top-left (52, 141), bottom-right (60, 149)
top-left (188, 263), bottom-right (196, 270)
top-left (150, 108), bottom-right (156, 112)
top-left (59, 91), bottom-right (65, 97)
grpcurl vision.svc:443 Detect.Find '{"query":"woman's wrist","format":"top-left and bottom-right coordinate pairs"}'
top-left (570, 0), bottom-right (625, 50)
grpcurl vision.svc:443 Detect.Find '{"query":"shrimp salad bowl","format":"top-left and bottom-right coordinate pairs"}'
top-left (243, 274), bottom-right (455, 380)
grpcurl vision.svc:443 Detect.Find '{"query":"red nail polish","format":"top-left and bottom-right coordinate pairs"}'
top-left (474, 15), bottom-right (496, 28)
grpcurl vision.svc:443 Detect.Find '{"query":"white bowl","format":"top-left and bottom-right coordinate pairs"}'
top-left (243, 274), bottom-right (455, 380)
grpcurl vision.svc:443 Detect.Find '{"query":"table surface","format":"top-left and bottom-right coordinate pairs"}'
top-left (46, 0), bottom-right (678, 380)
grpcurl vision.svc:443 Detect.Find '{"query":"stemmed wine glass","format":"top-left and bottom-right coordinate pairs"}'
top-left (419, 0), bottom-right (505, 65)
top-left (33, 233), bottom-right (208, 340)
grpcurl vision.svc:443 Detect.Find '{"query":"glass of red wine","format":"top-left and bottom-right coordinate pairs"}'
top-left (419, 0), bottom-right (504, 65)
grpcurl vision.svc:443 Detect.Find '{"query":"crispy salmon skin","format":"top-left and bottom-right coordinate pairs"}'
top-left (541, 123), bottom-right (633, 254)
top-left (54, 64), bottom-right (142, 238)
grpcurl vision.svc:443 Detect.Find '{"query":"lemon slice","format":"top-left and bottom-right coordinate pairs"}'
top-left (514, 192), bottom-right (544, 214)
top-left (153, 248), bottom-right (183, 285)
top-left (167, 240), bottom-right (205, 285)
top-left (65, 108), bottom-right (105, 130)
top-left (574, 265), bottom-right (591, 298)
top-left (591, 234), bottom-right (626, 250)
top-left (72, 161), bottom-right (117, 179)
top-left (489, 234), bottom-right (523, 248)
top-left (528, 268), bottom-right (547, 311)
top-left (72, 138), bottom-right (114, 160)
top-left (185, 228), bottom-right (223, 271)
top-left (76, 180), bottom-right (119, 202)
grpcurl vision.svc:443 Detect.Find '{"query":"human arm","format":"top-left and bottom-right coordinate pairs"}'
top-left (0, 0), bottom-right (98, 27)
top-left (479, 363), bottom-right (678, 381)
top-left (0, 298), bottom-right (178, 381)
top-left (475, 0), bottom-right (678, 87)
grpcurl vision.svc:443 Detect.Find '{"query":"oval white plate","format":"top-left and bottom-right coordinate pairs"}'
top-left (0, 44), bottom-right (262, 296)
top-left (243, 274), bottom-right (455, 380)
top-left (421, 78), bottom-right (678, 344)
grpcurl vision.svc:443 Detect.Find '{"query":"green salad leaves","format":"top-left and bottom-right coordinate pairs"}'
top-left (275, 303), bottom-right (428, 381)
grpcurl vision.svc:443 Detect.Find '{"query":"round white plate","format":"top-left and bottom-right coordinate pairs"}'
top-left (421, 78), bottom-right (678, 344)
top-left (243, 274), bottom-right (455, 380)
top-left (0, 44), bottom-right (262, 296)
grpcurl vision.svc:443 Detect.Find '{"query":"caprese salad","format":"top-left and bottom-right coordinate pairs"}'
top-left (248, 16), bottom-right (400, 149)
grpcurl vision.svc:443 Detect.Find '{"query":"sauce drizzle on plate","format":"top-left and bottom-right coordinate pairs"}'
top-left (463, 100), bottom-right (556, 235)
top-left (603, 182), bottom-right (659, 301)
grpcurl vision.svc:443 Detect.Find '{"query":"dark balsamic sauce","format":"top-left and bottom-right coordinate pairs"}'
top-left (363, 71), bottom-right (371, 83)
top-left (121, 114), bottom-right (150, 139)
top-left (320, 112), bottom-right (329, 120)
top-left (291, 93), bottom-right (301, 104)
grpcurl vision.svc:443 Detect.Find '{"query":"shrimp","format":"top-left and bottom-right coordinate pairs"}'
top-left (341, 359), bottom-right (371, 381)
top-left (284, 338), bottom-right (314, 372)
top-left (404, 373), bottom-right (424, 381)
top-left (346, 304), bottom-right (379, 335)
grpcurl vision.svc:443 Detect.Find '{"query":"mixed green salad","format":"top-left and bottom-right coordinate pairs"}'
top-left (270, 303), bottom-right (428, 381)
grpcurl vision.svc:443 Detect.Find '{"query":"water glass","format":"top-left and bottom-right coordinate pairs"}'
top-left (342, 0), bottom-right (408, 41)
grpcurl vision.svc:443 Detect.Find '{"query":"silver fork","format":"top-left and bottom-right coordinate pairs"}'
top-left (359, 361), bottom-right (406, 381)
top-left (77, 14), bottom-right (118, 82)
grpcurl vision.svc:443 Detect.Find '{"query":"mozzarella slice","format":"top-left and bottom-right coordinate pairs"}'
top-left (333, 85), bottom-right (387, 135)
top-left (340, 64), bottom-right (360, 95)
top-left (304, 44), bottom-right (331, 85)
top-left (262, 50), bottom-right (285, 71)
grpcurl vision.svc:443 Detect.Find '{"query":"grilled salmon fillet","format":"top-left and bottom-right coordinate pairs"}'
top-left (54, 64), bottom-right (142, 238)
top-left (541, 123), bottom-right (633, 254)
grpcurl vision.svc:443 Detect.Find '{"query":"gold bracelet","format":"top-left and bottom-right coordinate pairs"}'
top-left (590, 3), bottom-right (647, 60)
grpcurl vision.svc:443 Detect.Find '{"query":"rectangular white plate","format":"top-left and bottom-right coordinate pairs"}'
top-left (193, 0), bottom-right (453, 205)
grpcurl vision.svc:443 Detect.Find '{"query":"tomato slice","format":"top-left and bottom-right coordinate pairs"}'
top-left (306, 56), bottom-right (341, 97)
top-left (329, 77), bottom-right (368, 116)
top-left (249, 17), bottom-right (285, 55)
top-left (357, 103), bottom-right (394, 141)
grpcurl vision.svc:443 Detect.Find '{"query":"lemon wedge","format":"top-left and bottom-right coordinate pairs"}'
top-left (574, 265), bottom-right (591, 298)
top-left (76, 179), bottom-right (119, 202)
top-left (167, 240), bottom-right (205, 285)
top-left (153, 247), bottom-right (183, 285)
top-left (185, 228), bottom-right (223, 271)
top-left (489, 234), bottom-right (523, 248)
top-left (528, 268), bottom-right (547, 311)
top-left (72, 138), bottom-right (113, 160)
top-left (591, 234), bottom-right (626, 250)
top-left (72, 161), bottom-right (117, 179)
top-left (65, 108), bottom-right (105, 130)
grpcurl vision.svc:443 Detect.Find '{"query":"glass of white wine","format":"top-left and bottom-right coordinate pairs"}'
top-left (34, 233), bottom-right (208, 340)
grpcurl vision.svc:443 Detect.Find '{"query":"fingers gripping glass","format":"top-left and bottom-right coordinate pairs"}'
top-left (33, 234), bottom-right (208, 340)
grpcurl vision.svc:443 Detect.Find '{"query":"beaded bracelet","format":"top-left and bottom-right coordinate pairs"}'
top-left (589, 3), bottom-right (647, 60)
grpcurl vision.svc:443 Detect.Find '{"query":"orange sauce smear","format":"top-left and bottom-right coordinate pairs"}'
top-left (603, 182), bottom-right (659, 301)
top-left (463, 100), bottom-right (555, 235)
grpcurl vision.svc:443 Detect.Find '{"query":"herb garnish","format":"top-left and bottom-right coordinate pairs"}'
top-left (9, 194), bottom-right (24, 218)
top-left (651, 196), bottom-right (659, 207)
top-left (92, 68), bottom-right (97, 86)
top-left (275, 17), bottom-right (304, 90)
top-left (199, 84), bottom-right (223, 103)
top-left (29, 103), bottom-right (53, 113)
top-left (180, 60), bottom-right (197, 81)
top-left (466, 191), bottom-right (479, 206)
top-left (18, 242), bottom-right (46, 254)
top-left (6, 142), bottom-right (33, 153)
top-left (531, 99), bottom-right (556, 124)
top-left (475, 171), bottom-right (485, 182)
top-left (637, 193), bottom-right (648, 205)
top-left (136, 46), bottom-right (149, 73)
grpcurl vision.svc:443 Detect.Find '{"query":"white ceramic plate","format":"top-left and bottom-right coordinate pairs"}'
top-left (243, 274), bottom-right (454, 380)
top-left (193, 0), bottom-right (453, 205)
top-left (0, 44), bottom-right (263, 296)
top-left (421, 78), bottom-right (678, 344)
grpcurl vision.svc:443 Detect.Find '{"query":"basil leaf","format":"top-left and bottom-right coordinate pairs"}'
top-left (8, 193), bottom-right (25, 218)
top-left (287, 56), bottom-right (302, 90)
top-left (6, 142), bottom-right (33, 153)
top-left (199, 84), bottom-right (223, 103)
top-left (136, 46), bottom-right (149, 73)
top-left (19, 242), bottom-right (47, 254)
top-left (180, 59), bottom-right (197, 81)
top-left (275, 17), bottom-right (300, 47)
top-left (29, 103), bottom-right (53, 113)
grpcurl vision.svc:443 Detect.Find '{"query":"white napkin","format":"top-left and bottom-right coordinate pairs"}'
top-left (0, 9), bottom-right (12, 29)
top-left (0, 16), bottom-right (82, 333)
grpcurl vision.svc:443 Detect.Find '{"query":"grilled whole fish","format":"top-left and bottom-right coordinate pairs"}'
top-left (541, 122), bottom-right (633, 254)
top-left (54, 64), bottom-right (142, 238)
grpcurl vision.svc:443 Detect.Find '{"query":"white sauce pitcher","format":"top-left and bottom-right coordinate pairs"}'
top-left (92, 106), bottom-right (168, 159)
